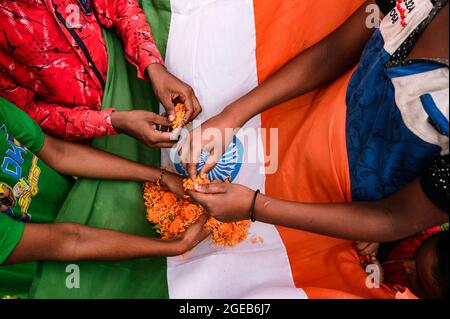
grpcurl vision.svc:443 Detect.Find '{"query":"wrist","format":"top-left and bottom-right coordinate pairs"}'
top-left (252, 193), bottom-right (268, 223)
top-left (222, 100), bottom-right (252, 129)
top-left (146, 63), bottom-right (167, 83)
top-left (110, 111), bottom-right (128, 134)
top-left (142, 167), bottom-right (162, 184)
top-left (149, 238), bottom-right (183, 257)
top-left (167, 238), bottom-right (186, 256)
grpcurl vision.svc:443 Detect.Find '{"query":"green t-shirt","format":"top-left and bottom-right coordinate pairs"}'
top-left (0, 97), bottom-right (73, 296)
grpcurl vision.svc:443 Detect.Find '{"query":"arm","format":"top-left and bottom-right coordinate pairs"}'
top-left (182, 0), bottom-right (377, 178)
top-left (255, 180), bottom-right (448, 242)
top-left (38, 134), bottom-right (160, 182)
top-left (188, 180), bottom-right (449, 243)
top-left (4, 215), bottom-right (209, 265)
top-left (38, 133), bottom-right (185, 196)
top-left (93, 0), bottom-right (164, 79)
top-left (222, 0), bottom-right (376, 126)
top-left (94, 0), bottom-right (202, 125)
top-left (0, 68), bottom-right (115, 141)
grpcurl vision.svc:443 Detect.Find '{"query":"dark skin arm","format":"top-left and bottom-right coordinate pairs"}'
top-left (188, 4), bottom-right (449, 243)
top-left (38, 133), bottom-right (186, 196)
top-left (189, 180), bottom-right (448, 243)
top-left (181, 0), bottom-right (377, 178)
top-left (2, 134), bottom-right (207, 265)
top-left (5, 215), bottom-right (209, 265)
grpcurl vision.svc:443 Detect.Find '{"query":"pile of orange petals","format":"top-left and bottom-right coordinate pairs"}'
top-left (143, 181), bottom-right (250, 246)
top-left (206, 218), bottom-right (250, 247)
top-left (172, 103), bottom-right (186, 129)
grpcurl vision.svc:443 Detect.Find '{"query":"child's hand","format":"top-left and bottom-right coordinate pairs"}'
top-left (188, 183), bottom-right (255, 222)
top-left (355, 242), bottom-right (379, 260)
top-left (178, 112), bottom-right (241, 179)
top-left (160, 171), bottom-right (186, 198)
top-left (173, 215), bottom-right (210, 255)
top-left (111, 110), bottom-right (176, 148)
top-left (356, 242), bottom-right (384, 282)
top-left (147, 64), bottom-right (202, 124)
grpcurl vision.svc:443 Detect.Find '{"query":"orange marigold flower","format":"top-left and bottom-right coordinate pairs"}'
top-left (143, 181), bottom-right (250, 247)
top-left (183, 176), bottom-right (211, 191)
top-left (172, 103), bottom-right (186, 129)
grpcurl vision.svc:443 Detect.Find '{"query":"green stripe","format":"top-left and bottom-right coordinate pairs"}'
top-left (140, 0), bottom-right (172, 61)
top-left (29, 1), bottom-right (172, 299)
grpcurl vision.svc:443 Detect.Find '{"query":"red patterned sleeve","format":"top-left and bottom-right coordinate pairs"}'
top-left (94, 0), bottom-right (164, 79)
top-left (0, 69), bottom-right (116, 141)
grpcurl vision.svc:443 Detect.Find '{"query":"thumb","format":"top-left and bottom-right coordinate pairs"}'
top-left (161, 98), bottom-right (176, 122)
top-left (151, 113), bottom-right (173, 127)
top-left (199, 150), bottom-right (221, 178)
top-left (187, 191), bottom-right (210, 208)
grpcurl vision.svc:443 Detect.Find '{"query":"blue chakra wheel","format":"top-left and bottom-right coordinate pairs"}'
top-left (174, 136), bottom-right (243, 182)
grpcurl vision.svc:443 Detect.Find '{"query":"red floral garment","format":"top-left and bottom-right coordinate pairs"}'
top-left (0, 0), bottom-right (163, 141)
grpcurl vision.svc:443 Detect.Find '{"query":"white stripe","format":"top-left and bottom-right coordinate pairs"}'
top-left (161, 0), bottom-right (303, 299)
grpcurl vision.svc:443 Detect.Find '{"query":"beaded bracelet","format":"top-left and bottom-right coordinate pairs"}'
top-left (157, 168), bottom-right (167, 186)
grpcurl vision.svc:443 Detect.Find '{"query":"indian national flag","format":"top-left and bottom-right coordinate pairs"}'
top-left (30, 0), bottom-right (397, 299)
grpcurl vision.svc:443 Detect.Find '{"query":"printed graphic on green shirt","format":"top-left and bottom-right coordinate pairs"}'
top-left (0, 98), bottom-right (73, 268)
top-left (0, 100), bottom-right (73, 225)
top-left (0, 99), bottom-right (75, 299)
top-left (0, 127), bottom-right (41, 222)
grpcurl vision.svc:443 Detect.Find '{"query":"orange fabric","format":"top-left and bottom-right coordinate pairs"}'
top-left (255, 0), bottom-right (395, 298)
top-left (396, 288), bottom-right (419, 299)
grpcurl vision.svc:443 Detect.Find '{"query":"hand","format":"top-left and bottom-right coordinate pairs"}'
top-left (111, 110), bottom-right (176, 148)
top-left (355, 242), bottom-right (379, 258)
top-left (171, 214), bottom-right (210, 255)
top-left (147, 64), bottom-right (201, 124)
top-left (179, 112), bottom-right (241, 179)
top-left (160, 171), bottom-right (186, 198)
top-left (188, 183), bottom-right (255, 222)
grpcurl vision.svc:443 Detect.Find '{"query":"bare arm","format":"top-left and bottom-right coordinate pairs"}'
top-left (222, 0), bottom-right (377, 127)
top-left (255, 180), bottom-right (448, 242)
top-left (38, 133), bottom-right (162, 183)
top-left (184, 1), bottom-right (378, 177)
top-left (5, 215), bottom-right (209, 265)
top-left (189, 180), bottom-right (448, 243)
top-left (37, 133), bottom-right (188, 196)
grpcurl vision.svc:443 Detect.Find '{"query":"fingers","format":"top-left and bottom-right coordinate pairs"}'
top-left (151, 142), bottom-right (177, 149)
top-left (161, 99), bottom-right (176, 122)
top-left (199, 149), bottom-right (221, 178)
top-left (149, 130), bottom-right (176, 144)
top-left (186, 145), bottom-right (201, 179)
top-left (194, 183), bottom-right (227, 194)
top-left (194, 214), bottom-right (209, 226)
top-left (355, 242), bottom-right (379, 257)
top-left (188, 190), bottom-right (210, 207)
top-left (149, 113), bottom-right (173, 127)
top-left (188, 214), bottom-right (211, 239)
top-left (191, 92), bottom-right (202, 120)
top-left (182, 89), bottom-right (195, 124)
top-left (180, 85), bottom-right (202, 123)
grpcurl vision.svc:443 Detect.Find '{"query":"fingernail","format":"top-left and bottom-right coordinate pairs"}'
top-left (195, 184), bottom-right (202, 191)
top-left (169, 115), bottom-right (175, 121)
